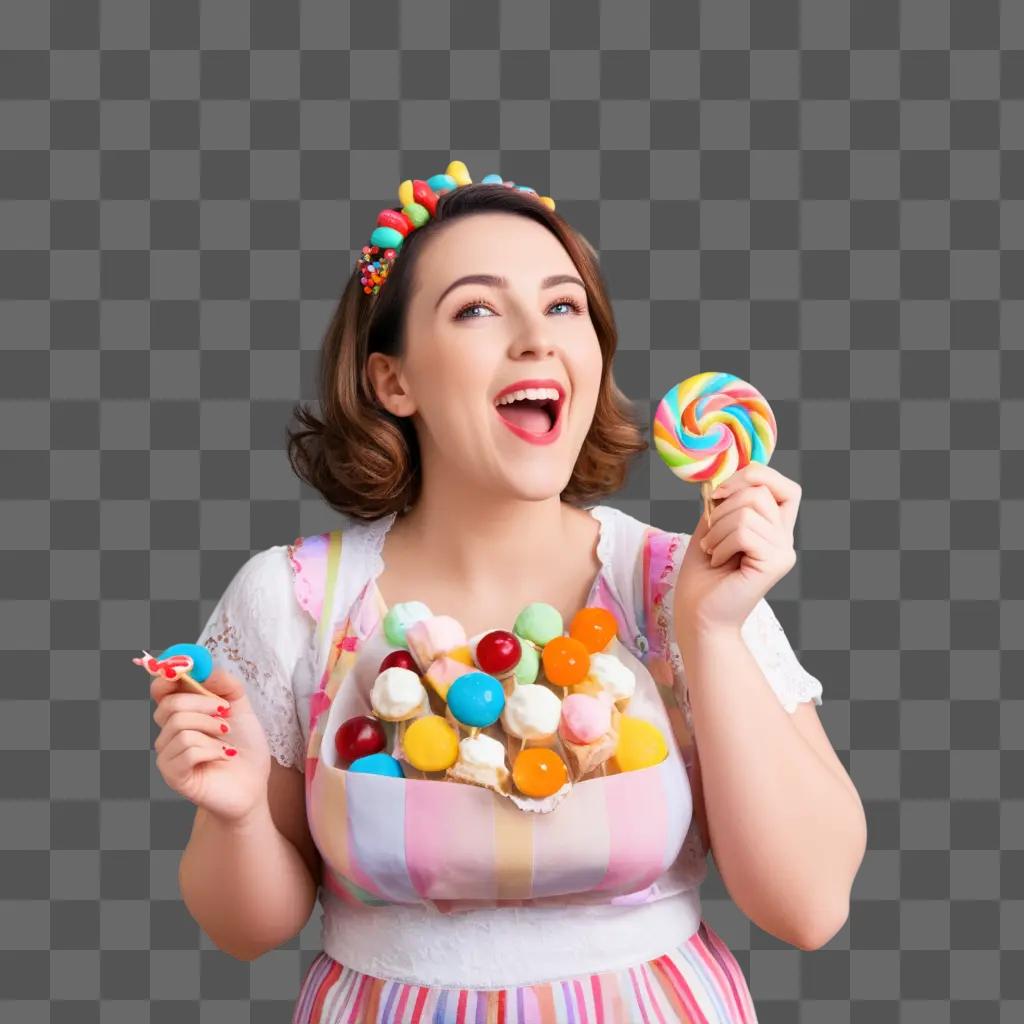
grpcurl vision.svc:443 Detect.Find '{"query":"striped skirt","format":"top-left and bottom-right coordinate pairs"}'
top-left (291, 919), bottom-right (758, 1023)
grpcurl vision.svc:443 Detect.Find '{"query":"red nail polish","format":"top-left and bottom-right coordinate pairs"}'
top-left (219, 722), bottom-right (229, 733)
top-left (223, 747), bottom-right (238, 757)
top-left (216, 706), bottom-right (230, 717)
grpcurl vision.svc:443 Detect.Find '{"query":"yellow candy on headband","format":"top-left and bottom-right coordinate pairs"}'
top-left (612, 716), bottom-right (668, 773)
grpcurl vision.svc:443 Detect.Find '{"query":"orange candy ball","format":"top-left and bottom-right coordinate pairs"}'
top-left (569, 607), bottom-right (618, 654)
top-left (512, 747), bottom-right (569, 798)
top-left (541, 635), bottom-right (590, 686)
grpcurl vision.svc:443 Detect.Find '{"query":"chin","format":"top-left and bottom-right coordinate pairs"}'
top-left (502, 467), bottom-right (575, 502)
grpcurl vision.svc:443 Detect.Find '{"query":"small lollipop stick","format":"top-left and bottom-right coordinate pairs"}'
top-left (133, 651), bottom-right (218, 700)
top-left (469, 726), bottom-right (480, 739)
top-left (178, 671), bottom-right (215, 699)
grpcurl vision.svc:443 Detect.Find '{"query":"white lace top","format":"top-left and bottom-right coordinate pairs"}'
top-left (195, 504), bottom-right (824, 987)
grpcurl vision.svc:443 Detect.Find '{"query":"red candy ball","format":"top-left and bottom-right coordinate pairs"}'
top-left (379, 650), bottom-right (418, 675)
top-left (475, 630), bottom-right (522, 675)
top-left (335, 715), bottom-right (387, 765)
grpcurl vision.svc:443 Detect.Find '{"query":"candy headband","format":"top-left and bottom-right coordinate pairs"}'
top-left (357, 160), bottom-right (556, 295)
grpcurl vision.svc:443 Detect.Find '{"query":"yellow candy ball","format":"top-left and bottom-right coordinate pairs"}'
top-left (613, 716), bottom-right (668, 773)
top-left (398, 179), bottom-right (414, 208)
top-left (403, 715), bottom-right (459, 772)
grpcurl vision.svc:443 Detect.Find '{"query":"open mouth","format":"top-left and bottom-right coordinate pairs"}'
top-left (493, 386), bottom-right (565, 444)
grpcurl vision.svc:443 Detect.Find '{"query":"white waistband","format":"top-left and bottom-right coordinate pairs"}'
top-left (319, 889), bottom-right (702, 989)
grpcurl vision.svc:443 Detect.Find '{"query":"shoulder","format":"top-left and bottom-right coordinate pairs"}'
top-left (209, 543), bottom-right (313, 636)
top-left (285, 531), bottom-right (335, 625)
top-left (285, 518), bottom-right (387, 629)
top-left (591, 503), bottom-right (693, 583)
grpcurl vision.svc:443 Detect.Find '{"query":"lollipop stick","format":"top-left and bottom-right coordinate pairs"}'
top-left (135, 651), bottom-right (217, 700)
top-left (470, 726), bottom-right (480, 739)
top-left (701, 481), bottom-right (713, 530)
top-left (178, 672), bottom-right (217, 699)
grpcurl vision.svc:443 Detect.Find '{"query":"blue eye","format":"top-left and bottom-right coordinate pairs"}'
top-left (454, 296), bottom-right (587, 320)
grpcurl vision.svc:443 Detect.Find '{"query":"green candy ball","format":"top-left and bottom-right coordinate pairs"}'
top-left (513, 634), bottom-right (540, 685)
top-left (513, 602), bottom-right (563, 647)
top-left (383, 601), bottom-right (432, 648)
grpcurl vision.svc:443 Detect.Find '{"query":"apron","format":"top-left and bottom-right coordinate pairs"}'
top-left (292, 519), bottom-right (709, 914)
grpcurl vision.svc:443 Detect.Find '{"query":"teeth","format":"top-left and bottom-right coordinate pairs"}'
top-left (495, 387), bottom-right (561, 407)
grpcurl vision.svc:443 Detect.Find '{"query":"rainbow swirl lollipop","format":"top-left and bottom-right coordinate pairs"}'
top-left (654, 372), bottom-right (777, 527)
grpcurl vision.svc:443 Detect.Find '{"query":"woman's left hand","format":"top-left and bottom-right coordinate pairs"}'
top-left (675, 464), bottom-right (803, 633)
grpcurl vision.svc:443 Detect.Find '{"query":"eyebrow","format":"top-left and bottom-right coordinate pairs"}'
top-left (434, 273), bottom-right (586, 310)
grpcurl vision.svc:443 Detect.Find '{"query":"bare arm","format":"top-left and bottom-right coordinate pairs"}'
top-left (179, 761), bottom-right (320, 961)
top-left (679, 622), bottom-right (867, 952)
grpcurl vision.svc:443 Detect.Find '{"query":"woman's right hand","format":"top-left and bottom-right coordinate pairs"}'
top-left (151, 667), bottom-right (272, 826)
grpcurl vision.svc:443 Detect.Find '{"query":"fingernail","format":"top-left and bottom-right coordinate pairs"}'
top-left (223, 747), bottom-right (238, 757)
top-left (219, 722), bottom-right (229, 734)
top-left (215, 705), bottom-right (230, 717)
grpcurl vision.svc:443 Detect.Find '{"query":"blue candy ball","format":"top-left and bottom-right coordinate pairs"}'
top-left (446, 671), bottom-right (506, 729)
top-left (348, 753), bottom-right (405, 778)
top-left (157, 643), bottom-right (213, 682)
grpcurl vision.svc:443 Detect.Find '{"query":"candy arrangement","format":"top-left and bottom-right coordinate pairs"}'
top-left (654, 371), bottom-right (777, 527)
top-left (334, 602), bottom-right (670, 812)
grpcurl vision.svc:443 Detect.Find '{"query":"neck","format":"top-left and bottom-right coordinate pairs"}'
top-left (388, 477), bottom-right (582, 598)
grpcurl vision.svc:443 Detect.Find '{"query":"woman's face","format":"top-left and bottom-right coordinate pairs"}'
top-left (377, 212), bottom-right (603, 501)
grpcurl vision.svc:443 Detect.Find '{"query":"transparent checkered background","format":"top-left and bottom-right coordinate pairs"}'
top-left (1, 0), bottom-right (1019, 1020)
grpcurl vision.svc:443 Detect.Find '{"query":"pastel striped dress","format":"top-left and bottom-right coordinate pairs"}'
top-left (283, 509), bottom-right (762, 1023)
top-left (293, 918), bottom-right (757, 1022)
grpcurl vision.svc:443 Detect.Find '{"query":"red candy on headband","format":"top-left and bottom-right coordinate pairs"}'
top-left (411, 179), bottom-right (438, 216)
top-left (376, 209), bottom-right (414, 236)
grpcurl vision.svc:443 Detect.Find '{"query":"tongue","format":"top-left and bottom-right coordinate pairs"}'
top-left (497, 399), bottom-right (552, 434)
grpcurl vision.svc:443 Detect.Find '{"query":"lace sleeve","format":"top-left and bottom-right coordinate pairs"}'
top-left (195, 546), bottom-right (315, 770)
top-left (740, 595), bottom-right (824, 713)
top-left (661, 532), bottom-right (823, 715)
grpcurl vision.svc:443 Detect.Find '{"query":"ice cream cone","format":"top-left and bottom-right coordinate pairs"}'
top-left (446, 757), bottom-right (512, 795)
top-left (561, 730), bottom-right (618, 781)
top-left (497, 669), bottom-right (517, 697)
top-left (446, 733), bottom-right (512, 796)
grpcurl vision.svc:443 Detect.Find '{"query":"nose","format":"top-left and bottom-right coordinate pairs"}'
top-left (507, 311), bottom-right (557, 359)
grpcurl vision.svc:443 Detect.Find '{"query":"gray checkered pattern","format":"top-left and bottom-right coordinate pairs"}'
top-left (1, 0), bottom-right (1017, 1019)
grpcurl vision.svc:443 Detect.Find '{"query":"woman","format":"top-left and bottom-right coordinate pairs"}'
top-left (150, 169), bottom-right (866, 1021)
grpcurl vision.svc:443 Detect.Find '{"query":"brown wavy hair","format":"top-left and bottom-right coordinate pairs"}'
top-left (286, 182), bottom-right (648, 521)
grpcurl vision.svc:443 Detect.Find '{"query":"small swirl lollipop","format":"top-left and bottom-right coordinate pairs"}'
top-left (653, 372), bottom-right (777, 528)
